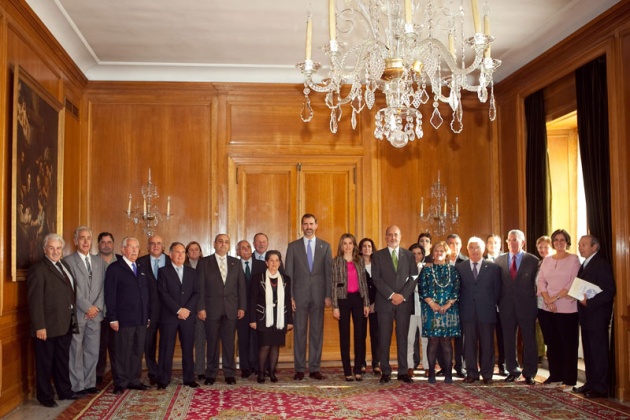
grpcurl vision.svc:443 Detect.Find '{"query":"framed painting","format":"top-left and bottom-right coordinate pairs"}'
top-left (11, 66), bottom-right (64, 281)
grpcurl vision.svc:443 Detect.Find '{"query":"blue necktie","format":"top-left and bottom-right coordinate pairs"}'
top-left (153, 258), bottom-right (159, 278)
top-left (307, 240), bottom-right (314, 272)
top-left (132, 262), bottom-right (138, 276)
top-left (176, 266), bottom-right (183, 283)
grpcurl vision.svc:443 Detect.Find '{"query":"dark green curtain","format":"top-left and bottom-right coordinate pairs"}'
top-left (575, 55), bottom-right (614, 396)
top-left (525, 90), bottom-right (551, 253)
top-left (575, 56), bottom-right (612, 263)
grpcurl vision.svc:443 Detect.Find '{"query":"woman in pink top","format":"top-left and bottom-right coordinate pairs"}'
top-left (331, 233), bottom-right (370, 381)
top-left (537, 229), bottom-right (581, 386)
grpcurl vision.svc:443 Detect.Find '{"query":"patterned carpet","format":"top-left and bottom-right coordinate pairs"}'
top-left (59, 369), bottom-right (630, 419)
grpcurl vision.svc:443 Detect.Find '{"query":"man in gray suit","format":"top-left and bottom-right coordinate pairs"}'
top-left (372, 225), bottom-right (418, 383)
top-left (495, 229), bottom-right (539, 384)
top-left (197, 233), bottom-right (246, 385)
top-left (64, 226), bottom-right (106, 395)
top-left (285, 213), bottom-right (332, 380)
top-left (457, 237), bottom-right (501, 384)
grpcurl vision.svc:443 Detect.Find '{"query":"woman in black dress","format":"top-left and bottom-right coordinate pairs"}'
top-left (249, 250), bottom-right (293, 383)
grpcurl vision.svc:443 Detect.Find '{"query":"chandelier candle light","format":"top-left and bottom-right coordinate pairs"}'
top-left (126, 168), bottom-right (172, 237)
top-left (419, 171), bottom-right (459, 236)
top-left (297, 0), bottom-right (501, 148)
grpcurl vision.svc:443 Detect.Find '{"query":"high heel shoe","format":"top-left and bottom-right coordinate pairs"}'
top-left (354, 374), bottom-right (363, 381)
top-left (257, 375), bottom-right (265, 384)
top-left (345, 376), bottom-right (354, 381)
top-left (373, 367), bottom-right (382, 376)
top-left (269, 373), bottom-right (278, 383)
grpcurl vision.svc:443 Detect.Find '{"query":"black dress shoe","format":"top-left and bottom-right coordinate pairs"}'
top-left (497, 369), bottom-right (509, 377)
top-left (198, 374), bottom-right (206, 380)
top-left (60, 393), bottom-right (81, 400)
top-left (504, 374), bottom-right (519, 382)
top-left (524, 377), bottom-right (536, 385)
top-left (76, 389), bottom-right (89, 395)
top-left (204, 377), bottom-right (216, 385)
top-left (113, 386), bottom-right (125, 394)
top-left (269, 373), bottom-right (278, 383)
top-left (241, 370), bottom-right (251, 379)
top-left (294, 372), bottom-right (305, 381)
top-left (84, 387), bottom-right (99, 394)
top-left (455, 369), bottom-right (466, 378)
top-left (584, 390), bottom-right (607, 398)
top-left (483, 378), bottom-right (493, 385)
top-left (148, 376), bottom-right (157, 385)
top-left (309, 371), bottom-right (325, 380)
top-left (257, 375), bottom-right (265, 384)
top-left (379, 374), bottom-right (391, 383)
top-left (184, 381), bottom-right (200, 388)
top-left (127, 383), bottom-right (150, 390)
top-left (463, 377), bottom-right (479, 384)
top-left (573, 385), bottom-right (588, 393)
top-left (397, 374), bottom-right (412, 383)
top-left (226, 377), bottom-right (236, 385)
top-left (157, 383), bottom-right (167, 390)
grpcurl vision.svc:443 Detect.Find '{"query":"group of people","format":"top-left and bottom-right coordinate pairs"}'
top-left (26, 216), bottom-right (616, 408)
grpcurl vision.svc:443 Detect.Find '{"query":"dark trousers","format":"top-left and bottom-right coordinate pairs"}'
top-left (96, 318), bottom-right (116, 379)
top-left (502, 314), bottom-right (538, 378)
top-left (114, 326), bottom-right (146, 388)
top-left (34, 333), bottom-right (73, 403)
top-left (462, 312), bottom-right (495, 380)
top-left (538, 309), bottom-right (578, 385)
top-left (377, 302), bottom-right (411, 375)
top-left (205, 315), bottom-right (237, 379)
top-left (157, 319), bottom-right (196, 384)
top-left (582, 327), bottom-right (611, 394)
top-left (361, 311), bottom-right (379, 369)
top-left (338, 293), bottom-right (367, 376)
top-left (495, 310), bottom-right (505, 369)
top-left (236, 317), bottom-right (257, 372)
top-left (454, 336), bottom-right (464, 371)
top-left (144, 321), bottom-right (159, 379)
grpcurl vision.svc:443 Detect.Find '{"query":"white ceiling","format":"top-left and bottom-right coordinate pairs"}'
top-left (26, 0), bottom-right (621, 84)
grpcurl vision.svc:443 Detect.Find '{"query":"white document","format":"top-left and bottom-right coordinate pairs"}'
top-left (568, 277), bottom-right (602, 300)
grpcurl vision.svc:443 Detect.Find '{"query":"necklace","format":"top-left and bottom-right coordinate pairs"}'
top-left (430, 264), bottom-right (452, 288)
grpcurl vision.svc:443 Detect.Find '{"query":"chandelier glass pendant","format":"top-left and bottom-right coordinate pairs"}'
top-left (296, 0), bottom-right (501, 148)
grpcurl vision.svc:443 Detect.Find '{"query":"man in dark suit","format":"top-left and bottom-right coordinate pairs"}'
top-left (96, 232), bottom-right (121, 385)
top-left (136, 235), bottom-right (171, 385)
top-left (64, 226), bottom-right (106, 395)
top-left (236, 240), bottom-right (266, 378)
top-left (446, 233), bottom-right (468, 378)
top-left (575, 235), bottom-right (616, 398)
top-left (104, 236), bottom-right (151, 394)
top-left (285, 213), bottom-right (332, 380)
top-left (457, 237), bottom-right (502, 384)
top-left (372, 225), bottom-right (418, 383)
top-left (495, 229), bottom-right (539, 384)
top-left (197, 233), bottom-right (246, 385)
top-left (156, 242), bottom-right (199, 389)
top-left (27, 233), bottom-right (80, 407)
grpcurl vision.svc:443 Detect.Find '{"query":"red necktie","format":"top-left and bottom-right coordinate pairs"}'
top-left (509, 256), bottom-right (517, 280)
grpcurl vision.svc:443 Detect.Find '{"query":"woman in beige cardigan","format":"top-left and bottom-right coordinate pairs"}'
top-left (331, 233), bottom-right (370, 381)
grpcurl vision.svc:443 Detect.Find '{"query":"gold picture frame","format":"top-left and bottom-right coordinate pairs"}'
top-left (11, 66), bottom-right (64, 281)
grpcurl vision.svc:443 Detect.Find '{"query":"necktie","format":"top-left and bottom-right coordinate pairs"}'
top-left (56, 262), bottom-right (76, 304)
top-left (245, 261), bottom-right (251, 280)
top-left (510, 255), bottom-right (517, 280)
top-left (85, 255), bottom-right (92, 276)
top-left (307, 240), bottom-right (314, 272)
top-left (219, 257), bottom-right (227, 283)
top-left (153, 258), bottom-right (159, 278)
top-left (391, 249), bottom-right (398, 272)
top-left (473, 262), bottom-right (478, 280)
top-left (132, 262), bottom-right (138, 276)
top-left (176, 266), bottom-right (183, 283)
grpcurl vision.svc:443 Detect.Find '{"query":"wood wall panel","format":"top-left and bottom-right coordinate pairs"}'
top-left (86, 99), bottom-right (214, 254)
top-left (496, 1), bottom-right (630, 400)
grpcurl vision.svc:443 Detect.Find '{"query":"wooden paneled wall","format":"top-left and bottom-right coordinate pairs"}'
top-left (495, 1), bottom-right (630, 401)
top-left (0, 0), bottom-right (86, 416)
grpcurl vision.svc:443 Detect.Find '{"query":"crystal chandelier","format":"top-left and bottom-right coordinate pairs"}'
top-left (420, 172), bottom-right (459, 236)
top-left (125, 168), bottom-right (172, 237)
top-left (296, 0), bottom-right (501, 148)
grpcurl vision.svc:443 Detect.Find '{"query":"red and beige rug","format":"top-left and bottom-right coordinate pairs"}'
top-left (60, 370), bottom-right (630, 419)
